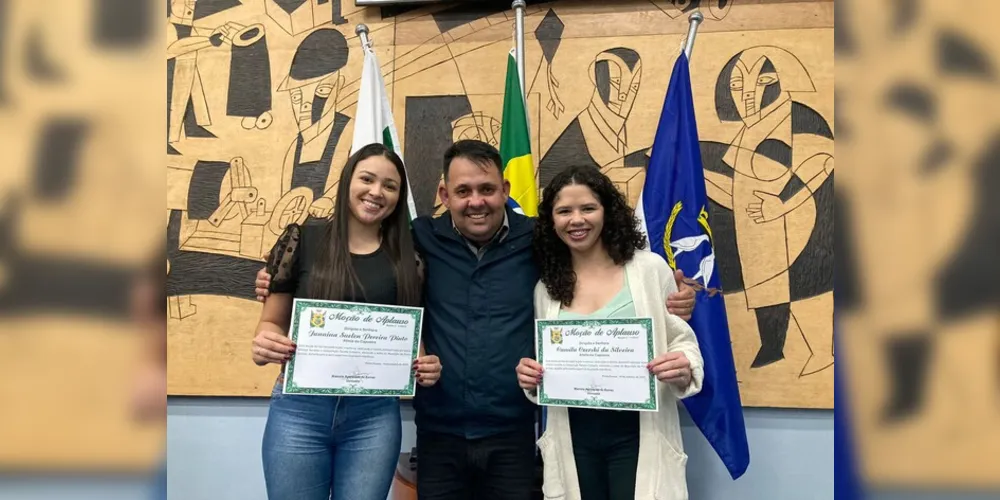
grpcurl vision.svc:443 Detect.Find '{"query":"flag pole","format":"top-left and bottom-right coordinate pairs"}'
top-left (512, 0), bottom-right (526, 98)
top-left (356, 23), bottom-right (371, 51)
top-left (683, 11), bottom-right (704, 60)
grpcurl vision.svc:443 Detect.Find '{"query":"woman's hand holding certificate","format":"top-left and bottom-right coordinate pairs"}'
top-left (283, 298), bottom-right (424, 397)
top-left (649, 351), bottom-right (693, 388)
top-left (252, 329), bottom-right (296, 366)
top-left (516, 358), bottom-right (544, 390)
top-left (413, 354), bottom-right (442, 387)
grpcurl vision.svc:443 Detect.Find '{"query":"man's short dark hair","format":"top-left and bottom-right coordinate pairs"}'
top-left (443, 140), bottom-right (503, 181)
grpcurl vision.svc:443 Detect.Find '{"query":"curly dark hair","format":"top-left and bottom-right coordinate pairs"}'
top-left (533, 165), bottom-right (647, 306)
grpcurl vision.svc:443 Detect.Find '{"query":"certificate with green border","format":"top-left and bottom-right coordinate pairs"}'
top-left (535, 318), bottom-right (658, 411)
top-left (283, 298), bottom-right (423, 397)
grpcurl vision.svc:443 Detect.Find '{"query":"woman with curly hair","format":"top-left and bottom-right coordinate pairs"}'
top-left (516, 165), bottom-right (704, 500)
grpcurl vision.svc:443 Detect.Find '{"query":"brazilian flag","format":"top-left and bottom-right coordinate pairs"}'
top-left (499, 49), bottom-right (538, 217)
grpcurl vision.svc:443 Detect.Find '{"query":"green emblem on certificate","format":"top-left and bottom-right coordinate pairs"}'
top-left (550, 327), bottom-right (563, 345)
top-left (310, 310), bottom-right (326, 328)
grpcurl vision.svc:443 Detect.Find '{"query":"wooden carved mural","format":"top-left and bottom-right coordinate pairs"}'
top-left (166, 0), bottom-right (835, 409)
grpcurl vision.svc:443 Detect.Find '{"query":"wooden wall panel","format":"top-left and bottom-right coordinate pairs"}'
top-left (167, 1), bottom-right (835, 411)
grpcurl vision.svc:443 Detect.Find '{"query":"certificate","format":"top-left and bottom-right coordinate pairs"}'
top-left (283, 298), bottom-right (423, 397)
top-left (535, 318), bottom-right (658, 411)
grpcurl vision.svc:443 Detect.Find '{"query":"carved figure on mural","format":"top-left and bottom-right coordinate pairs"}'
top-left (701, 46), bottom-right (835, 376)
top-left (166, 155), bottom-right (313, 316)
top-left (227, 23), bottom-right (274, 130)
top-left (535, 8), bottom-right (566, 120)
top-left (453, 113), bottom-right (502, 148)
top-left (653, 0), bottom-right (734, 20)
top-left (431, 112), bottom-right (503, 216)
top-left (539, 48), bottom-right (648, 189)
top-left (265, 0), bottom-right (346, 37)
top-left (277, 27), bottom-right (352, 221)
top-left (167, 0), bottom-right (224, 152)
top-left (167, 0), bottom-right (273, 155)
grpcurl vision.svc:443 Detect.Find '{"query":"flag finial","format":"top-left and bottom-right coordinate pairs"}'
top-left (683, 11), bottom-right (704, 59)
top-left (355, 24), bottom-right (372, 51)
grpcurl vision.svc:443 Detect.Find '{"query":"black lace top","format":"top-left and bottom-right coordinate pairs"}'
top-left (265, 223), bottom-right (399, 305)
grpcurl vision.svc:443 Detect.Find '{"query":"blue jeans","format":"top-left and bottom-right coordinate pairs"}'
top-left (261, 382), bottom-right (402, 500)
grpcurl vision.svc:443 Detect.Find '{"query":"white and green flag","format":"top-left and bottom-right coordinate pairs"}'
top-left (351, 43), bottom-right (417, 220)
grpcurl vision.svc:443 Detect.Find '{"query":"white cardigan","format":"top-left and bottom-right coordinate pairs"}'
top-left (527, 250), bottom-right (704, 500)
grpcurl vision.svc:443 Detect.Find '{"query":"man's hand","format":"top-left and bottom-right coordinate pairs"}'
top-left (648, 352), bottom-right (692, 388)
top-left (414, 355), bottom-right (442, 387)
top-left (516, 358), bottom-right (543, 391)
top-left (256, 267), bottom-right (272, 302)
top-left (667, 269), bottom-right (695, 320)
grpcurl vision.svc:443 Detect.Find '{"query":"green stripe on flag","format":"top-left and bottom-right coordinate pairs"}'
top-left (382, 127), bottom-right (393, 151)
top-left (499, 51), bottom-right (538, 217)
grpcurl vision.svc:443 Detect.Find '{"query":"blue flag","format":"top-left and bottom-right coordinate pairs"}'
top-left (834, 320), bottom-right (864, 499)
top-left (635, 53), bottom-right (750, 479)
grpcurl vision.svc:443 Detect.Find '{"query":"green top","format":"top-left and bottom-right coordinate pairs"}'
top-left (557, 273), bottom-right (636, 320)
